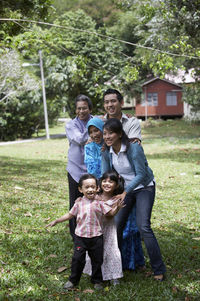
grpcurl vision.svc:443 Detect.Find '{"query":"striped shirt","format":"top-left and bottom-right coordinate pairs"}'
top-left (69, 196), bottom-right (112, 238)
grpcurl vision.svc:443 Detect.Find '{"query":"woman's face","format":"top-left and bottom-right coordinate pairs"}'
top-left (88, 125), bottom-right (103, 144)
top-left (103, 128), bottom-right (121, 148)
top-left (76, 100), bottom-right (91, 121)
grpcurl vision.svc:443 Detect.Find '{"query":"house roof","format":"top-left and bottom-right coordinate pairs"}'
top-left (164, 69), bottom-right (197, 84)
top-left (142, 77), bottom-right (182, 88)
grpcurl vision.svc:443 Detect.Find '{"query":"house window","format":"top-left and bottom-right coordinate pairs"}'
top-left (148, 93), bottom-right (158, 106)
top-left (141, 92), bottom-right (158, 106)
top-left (166, 92), bottom-right (177, 106)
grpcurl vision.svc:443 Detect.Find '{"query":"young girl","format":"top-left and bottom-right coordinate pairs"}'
top-left (46, 174), bottom-right (124, 290)
top-left (84, 171), bottom-right (125, 285)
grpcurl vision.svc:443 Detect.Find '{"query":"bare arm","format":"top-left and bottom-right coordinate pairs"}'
top-left (46, 212), bottom-right (74, 228)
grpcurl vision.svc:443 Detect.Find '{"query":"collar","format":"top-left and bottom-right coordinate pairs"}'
top-left (110, 143), bottom-right (126, 154)
top-left (104, 113), bottom-right (127, 121)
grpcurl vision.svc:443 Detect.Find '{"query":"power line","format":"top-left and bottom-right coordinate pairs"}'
top-left (0, 18), bottom-right (199, 60)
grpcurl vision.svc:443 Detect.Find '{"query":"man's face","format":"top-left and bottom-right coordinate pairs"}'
top-left (103, 93), bottom-right (123, 119)
top-left (76, 101), bottom-right (91, 121)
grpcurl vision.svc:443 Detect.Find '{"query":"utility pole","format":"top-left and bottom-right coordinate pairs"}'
top-left (39, 50), bottom-right (50, 139)
top-left (145, 86), bottom-right (148, 121)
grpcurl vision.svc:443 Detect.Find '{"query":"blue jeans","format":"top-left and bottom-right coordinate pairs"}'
top-left (115, 184), bottom-right (166, 275)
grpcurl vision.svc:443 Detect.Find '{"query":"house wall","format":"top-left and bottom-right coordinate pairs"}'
top-left (136, 79), bottom-right (183, 118)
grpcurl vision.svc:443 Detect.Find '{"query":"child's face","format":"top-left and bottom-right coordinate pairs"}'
top-left (101, 177), bottom-right (117, 195)
top-left (88, 125), bottom-right (103, 144)
top-left (79, 178), bottom-right (98, 200)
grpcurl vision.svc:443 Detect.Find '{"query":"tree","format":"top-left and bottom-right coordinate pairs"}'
top-left (11, 10), bottom-right (128, 118)
top-left (52, 0), bottom-right (121, 27)
top-left (0, 0), bottom-right (53, 42)
top-left (0, 50), bottom-right (41, 140)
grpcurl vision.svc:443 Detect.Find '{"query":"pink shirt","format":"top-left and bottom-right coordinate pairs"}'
top-left (69, 196), bottom-right (112, 238)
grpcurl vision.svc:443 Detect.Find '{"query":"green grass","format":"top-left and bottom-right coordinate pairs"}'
top-left (0, 120), bottom-right (200, 300)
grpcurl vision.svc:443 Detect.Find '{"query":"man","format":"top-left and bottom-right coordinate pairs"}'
top-left (103, 88), bottom-right (141, 142)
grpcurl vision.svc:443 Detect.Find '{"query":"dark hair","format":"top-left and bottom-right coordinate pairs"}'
top-left (100, 171), bottom-right (124, 195)
top-left (78, 174), bottom-right (98, 188)
top-left (103, 88), bottom-right (123, 103)
top-left (103, 118), bottom-right (130, 149)
top-left (75, 94), bottom-right (93, 110)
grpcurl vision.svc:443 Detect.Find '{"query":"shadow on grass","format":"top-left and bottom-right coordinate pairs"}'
top-left (1, 222), bottom-right (200, 300)
top-left (1, 229), bottom-right (74, 299)
top-left (0, 156), bottom-right (67, 195)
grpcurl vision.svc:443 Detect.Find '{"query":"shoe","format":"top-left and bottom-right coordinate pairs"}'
top-left (154, 274), bottom-right (164, 282)
top-left (63, 280), bottom-right (75, 290)
top-left (110, 279), bottom-right (120, 286)
top-left (94, 283), bottom-right (103, 290)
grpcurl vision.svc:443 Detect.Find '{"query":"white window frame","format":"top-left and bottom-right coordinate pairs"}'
top-left (166, 92), bottom-right (177, 106)
top-left (141, 92), bottom-right (158, 106)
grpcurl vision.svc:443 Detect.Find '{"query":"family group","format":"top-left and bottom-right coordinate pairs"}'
top-left (46, 88), bottom-right (166, 290)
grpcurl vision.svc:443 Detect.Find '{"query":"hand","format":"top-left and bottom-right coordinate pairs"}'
top-left (101, 142), bottom-right (106, 152)
top-left (117, 198), bottom-right (125, 209)
top-left (126, 113), bottom-right (133, 118)
top-left (129, 138), bottom-right (141, 145)
top-left (113, 191), bottom-right (127, 202)
top-left (46, 220), bottom-right (57, 228)
top-left (85, 137), bottom-right (93, 145)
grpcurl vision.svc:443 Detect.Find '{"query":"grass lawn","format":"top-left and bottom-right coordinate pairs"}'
top-left (0, 119), bottom-right (200, 300)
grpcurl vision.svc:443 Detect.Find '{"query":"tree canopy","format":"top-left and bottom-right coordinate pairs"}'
top-left (1, 0), bottom-right (200, 140)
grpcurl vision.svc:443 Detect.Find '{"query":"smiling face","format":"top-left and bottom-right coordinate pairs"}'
top-left (76, 100), bottom-right (91, 121)
top-left (103, 93), bottom-right (123, 119)
top-left (101, 177), bottom-right (117, 196)
top-left (103, 127), bottom-right (122, 151)
top-left (78, 178), bottom-right (98, 200)
top-left (88, 125), bottom-right (103, 144)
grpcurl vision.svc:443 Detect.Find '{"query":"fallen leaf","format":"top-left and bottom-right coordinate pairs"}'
top-left (172, 286), bottom-right (178, 293)
top-left (57, 266), bottom-right (67, 273)
top-left (196, 269), bottom-right (200, 273)
top-left (104, 286), bottom-right (109, 291)
top-left (192, 237), bottom-right (200, 240)
top-left (27, 286), bottom-right (33, 292)
top-left (75, 298), bottom-right (80, 301)
top-left (14, 186), bottom-right (24, 190)
top-left (4, 230), bottom-right (12, 235)
top-left (49, 254), bottom-right (57, 258)
top-left (24, 212), bottom-right (32, 217)
top-left (83, 289), bottom-right (94, 293)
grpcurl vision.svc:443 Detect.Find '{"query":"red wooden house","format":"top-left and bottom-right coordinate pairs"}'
top-left (135, 78), bottom-right (183, 119)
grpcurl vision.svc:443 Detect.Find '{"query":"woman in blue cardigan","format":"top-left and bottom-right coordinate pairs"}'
top-left (101, 118), bottom-right (166, 281)
top-left (85, 117), bottom-right (145, 272)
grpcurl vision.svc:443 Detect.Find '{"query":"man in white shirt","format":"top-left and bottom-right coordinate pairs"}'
top-left (103, 88), bottom-right (141, 142)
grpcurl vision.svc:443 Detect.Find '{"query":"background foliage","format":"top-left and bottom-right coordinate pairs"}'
top-left (0, 0), bottom-right (200, 140)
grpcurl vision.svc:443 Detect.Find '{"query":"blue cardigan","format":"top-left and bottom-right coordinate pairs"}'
top-left (101, 143), bottom-right (154, 193)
